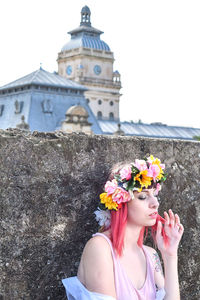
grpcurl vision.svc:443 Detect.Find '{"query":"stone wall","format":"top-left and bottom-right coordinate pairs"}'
top-left (0, 129), bottom-right (199, 300)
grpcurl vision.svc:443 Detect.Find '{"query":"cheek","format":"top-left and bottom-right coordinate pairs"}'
top-left (127, 202), bottom-right (145, 222)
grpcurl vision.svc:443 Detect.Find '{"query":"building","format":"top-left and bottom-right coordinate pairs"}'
top-left (98, 120), bottom-right (200, 140)
top-left (57, 6), bottom-right (121, 122)
top-left (0, 67), bottom-right (101, 133)
top-left (0, 6), bottom-right (200, 140)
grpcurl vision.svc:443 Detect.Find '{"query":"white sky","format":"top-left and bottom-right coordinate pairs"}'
top-left (1, 0), bottom-right (200, 128)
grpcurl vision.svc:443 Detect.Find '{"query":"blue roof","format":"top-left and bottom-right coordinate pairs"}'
top-left (98, 120), bottom-right (200, 140)
top-left (61, 34), bottom-right (110, 52)
top-left (0, 68), bottom-right (86, 91)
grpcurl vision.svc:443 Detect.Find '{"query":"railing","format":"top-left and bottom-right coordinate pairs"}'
top-left (79, 76), bottom-right (121, 87)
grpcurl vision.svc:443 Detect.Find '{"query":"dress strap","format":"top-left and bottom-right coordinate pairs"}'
top-left (92, 233), bottom-right (116, 258)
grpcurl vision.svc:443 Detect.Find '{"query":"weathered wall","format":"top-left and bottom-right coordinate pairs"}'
top-left (0, 129), bottom-right (199, 300)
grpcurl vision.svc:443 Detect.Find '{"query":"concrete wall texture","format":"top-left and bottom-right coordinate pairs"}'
top-left (0, 129), bottom-right (199, 300)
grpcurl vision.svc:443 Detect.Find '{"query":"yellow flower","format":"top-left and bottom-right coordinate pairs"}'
top-left (100, 192), bottom-right (118, 210)
top-left (149, 155), bottom-right (155, 162)
top-left (134, 170), bottom-right (152, 189)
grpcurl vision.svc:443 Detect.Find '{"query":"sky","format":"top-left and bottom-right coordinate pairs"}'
top-left (1, 0), bottom-right (200, 128)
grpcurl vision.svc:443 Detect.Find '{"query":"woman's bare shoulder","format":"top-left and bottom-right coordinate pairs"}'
top-left (78, 235), bottom-right (116, 297)
top-left (143, 245), bottom-right (162, 267)
top-left (143, 245), bottom-right (165, 288)
top-left (143, 245), bottom-right (157, 255)
top-left (80, 234), bottom-right (113, 270)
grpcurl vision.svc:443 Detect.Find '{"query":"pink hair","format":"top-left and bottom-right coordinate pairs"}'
top-left (109, 203), bottom-right (169, 256)
top-left (110, 204), bottom-right (127, 256)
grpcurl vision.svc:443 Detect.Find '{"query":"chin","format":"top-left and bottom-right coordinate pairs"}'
top-left (147, 219), bottom-right (157, 226)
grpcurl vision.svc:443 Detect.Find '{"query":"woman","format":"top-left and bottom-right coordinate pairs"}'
top-left (62, 155), bottom-right (184, 300)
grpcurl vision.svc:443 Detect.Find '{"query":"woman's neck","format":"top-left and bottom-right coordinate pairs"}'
top-left (123, 223), bottom-right (143, 250)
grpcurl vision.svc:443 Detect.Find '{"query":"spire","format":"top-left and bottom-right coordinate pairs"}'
top-left (16, 115), bottom-right (30, 131)
top-left (114, 123), bottom-right (125, 136)
top-left (80, 6), bottom-right (91, 27)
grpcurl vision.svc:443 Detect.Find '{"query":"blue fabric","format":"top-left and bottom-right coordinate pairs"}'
top-left (62, 276), bottom-right (116, 300)
top-left (156, 288), bottom-right (166, 300)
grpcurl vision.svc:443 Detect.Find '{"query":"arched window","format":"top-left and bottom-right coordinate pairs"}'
top-left (109, 112), bottom-right (114, 120)
top-left (15, 100), bottom-right (24, 114)
top-left (110, 101), bottom-right (114, 106)
top-left (97, 111), bottom-right (102, 120)
top-left (98, 99), bottom-right (102, 105)
top-left (42, 99), bottom-right (53, 113)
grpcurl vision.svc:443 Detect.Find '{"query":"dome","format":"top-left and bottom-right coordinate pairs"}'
top-left (66, 105), bottom-right (88, 117)
top-left (61, 35), bottom-right (110, 52)
top-left (61, 6), bottom-right (111, 52)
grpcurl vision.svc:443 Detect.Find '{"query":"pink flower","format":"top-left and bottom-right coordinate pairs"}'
top-left (112, 188), bottom-right (131, 204)
top-left (134, 159), bottom-right (147, 171)
top-left (147, 164), bottom-right (160, 181)
top-left (120, 166), bottom-right (132, 181)
top-left (155, 183), bottom-right (161, 195)
top-left (160, 164), bottom-right (165, 170)
top-left (105, 179), bottom-right (118, 195)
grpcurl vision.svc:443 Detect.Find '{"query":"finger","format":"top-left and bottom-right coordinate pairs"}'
top-left (178, 223), bottom-right (184, 235)
top-left (175, 214), bottom-right (180, 229)
top-left (164, 211), bottom-right (169, 225)
top-left (169, 209), bottom-right (175, 227)
top-left (156, 221), bottom-right (163, 239)
top-left (175, 213), bottom-right (180, 224)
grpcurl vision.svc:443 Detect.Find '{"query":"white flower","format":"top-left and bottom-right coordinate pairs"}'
top-left (94, 208), bottom-right (111, 228)
top-left (123, 182), bottom-right (128, 189)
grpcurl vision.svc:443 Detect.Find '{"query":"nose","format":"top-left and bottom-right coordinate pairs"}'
top-left (149, 194), bottom-right (159, 209)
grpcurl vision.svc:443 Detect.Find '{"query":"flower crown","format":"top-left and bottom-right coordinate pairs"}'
top-left (98, 155), bottom-right (166, 211)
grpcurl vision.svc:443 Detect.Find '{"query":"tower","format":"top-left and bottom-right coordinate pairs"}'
top-left (57, 6), bottom-right (121, 121)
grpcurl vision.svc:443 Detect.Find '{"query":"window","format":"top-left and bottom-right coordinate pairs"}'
top-left (98, 99), bottom-right (102, 105)
top-left (110, 101), bottom-right (114, 106)
top-left (86, 98), bottom-right (90, 104)
top-left (0, 105), bottom-right (4, 116)
top-left (109, 112), bottom-right (114, 120)
top-left (15, 100), bottom-right (24, 114)
top-left (97, 111), bottom-right (102, 120)
top-left (42, 99), bottom-right (53, 113)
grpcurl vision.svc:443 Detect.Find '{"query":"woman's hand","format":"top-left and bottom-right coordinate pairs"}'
top-left (156, 209), bottom-right (184, 257)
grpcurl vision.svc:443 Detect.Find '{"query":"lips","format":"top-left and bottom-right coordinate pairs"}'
top-left (149, 212), bottom-right (157, 216)
top-left (149, 212), bottom-right (158, 219)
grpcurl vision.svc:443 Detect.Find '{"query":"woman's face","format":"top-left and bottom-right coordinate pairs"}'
top-left (127, 188), bottom-right (159, 227)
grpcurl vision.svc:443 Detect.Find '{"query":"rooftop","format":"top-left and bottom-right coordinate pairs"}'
top-left (0, 68), bottom-right (87, 91)
top-left (98, 120), bottom-right (200, 140)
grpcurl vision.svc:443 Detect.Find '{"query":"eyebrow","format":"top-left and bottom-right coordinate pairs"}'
top-left (141, 189), bottom-right (156, 193)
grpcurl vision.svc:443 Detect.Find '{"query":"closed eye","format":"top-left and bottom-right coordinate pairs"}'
top-left (138, 196), bottom-right (146, 200)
